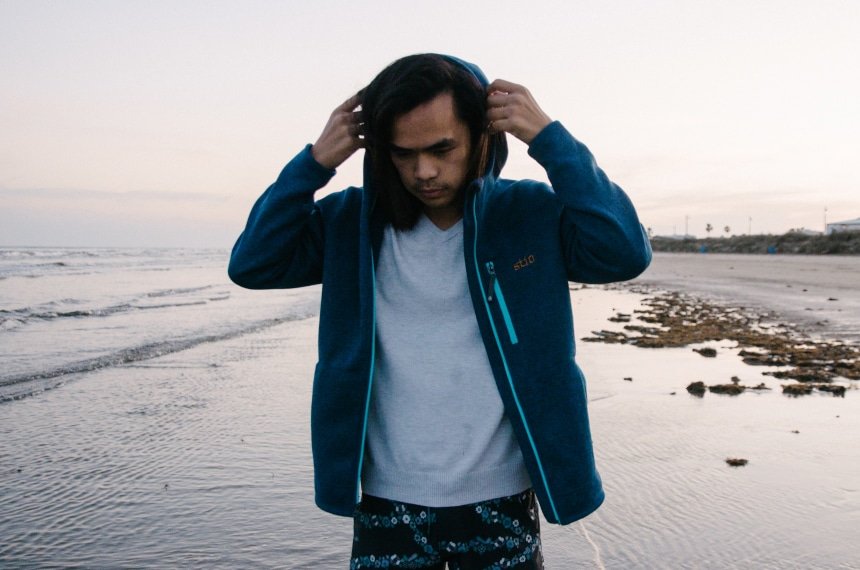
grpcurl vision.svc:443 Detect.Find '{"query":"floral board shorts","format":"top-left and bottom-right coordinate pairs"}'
top-left (350, 489), bottom-right (543, 569)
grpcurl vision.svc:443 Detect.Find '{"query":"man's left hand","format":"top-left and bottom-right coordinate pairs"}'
top-left (486, 79), bottom-right (552, 145)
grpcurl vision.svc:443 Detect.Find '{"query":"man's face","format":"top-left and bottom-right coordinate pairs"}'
top-left (389, 92), bottom-right (473, 227)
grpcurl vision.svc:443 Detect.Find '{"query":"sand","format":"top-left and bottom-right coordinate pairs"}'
top-left (3, 252), bottom-right (858, 568)
top-left (633, 252), bottom-right (860, 343)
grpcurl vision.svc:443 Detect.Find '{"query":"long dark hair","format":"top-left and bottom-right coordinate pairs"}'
top-left (361, 54), bottom-right (490, 229)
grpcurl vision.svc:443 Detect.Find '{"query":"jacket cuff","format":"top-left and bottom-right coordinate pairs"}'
top-left (277, 144), bottom-right (337, 189)
top-left (526, 121), bottom-right (582, 166)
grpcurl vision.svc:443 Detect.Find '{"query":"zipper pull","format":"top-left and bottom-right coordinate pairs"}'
top-left (485, 261), bottom-right (496, 302)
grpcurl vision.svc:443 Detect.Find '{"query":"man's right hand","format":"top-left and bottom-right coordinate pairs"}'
top-left (311, 93), bottom-right (364, 170)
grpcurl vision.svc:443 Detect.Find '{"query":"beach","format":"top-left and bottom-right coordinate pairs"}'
top-left (633, 252), bottom-right (860, 343)
top-left (1, 249), bottom-right (858, 568)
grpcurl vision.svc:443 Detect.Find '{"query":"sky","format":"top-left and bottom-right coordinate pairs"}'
top-left (1, 0), bottom-right (858, 247)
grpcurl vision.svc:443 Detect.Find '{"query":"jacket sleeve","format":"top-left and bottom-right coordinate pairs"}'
top-left (527, 121), bottom-right (652, 283)
top-left (228, 145), bottom-right (335, 289)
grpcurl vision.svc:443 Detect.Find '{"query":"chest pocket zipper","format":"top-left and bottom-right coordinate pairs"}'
top-left (485, 261), bottom-right (519, 345)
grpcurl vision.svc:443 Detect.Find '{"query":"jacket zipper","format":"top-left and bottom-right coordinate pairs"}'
top-left (485, 261), bottom-right (519, 345)
top-left (355, 253), bottom-right (377, 503)
top-left (471, 194), bottom-right (561, 523)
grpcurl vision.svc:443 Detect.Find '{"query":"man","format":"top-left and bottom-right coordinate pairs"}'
top-left (229, 54), bottom-right (651, 568)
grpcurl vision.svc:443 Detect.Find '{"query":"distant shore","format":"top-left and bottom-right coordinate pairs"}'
top-left (650, 231), bottom-right (860, 255)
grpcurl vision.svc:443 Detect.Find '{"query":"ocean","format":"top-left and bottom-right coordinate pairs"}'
top-left (1, 248), bottom-right (858, 568)
top-left (0, 247), bottom-right (319, 403)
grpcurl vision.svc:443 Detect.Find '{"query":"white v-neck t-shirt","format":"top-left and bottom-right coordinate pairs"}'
top-left (362, 214), bottom-right (531, 507)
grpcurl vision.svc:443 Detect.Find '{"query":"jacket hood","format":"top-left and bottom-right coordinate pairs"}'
top-left (361, 54), bottom-right (508, 200)
top-left (438, 54), bottom-right (508, 180)
top-left (359, 54), bottom-right (508, 230)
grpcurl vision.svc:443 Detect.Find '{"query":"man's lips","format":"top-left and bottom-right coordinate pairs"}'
top-left (417, 187), bottom-right (445, 197)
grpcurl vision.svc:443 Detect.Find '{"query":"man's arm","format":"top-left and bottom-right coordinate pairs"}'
top-left (228, 95), bottom-right (364, 289)
top-left (486, 80), bottom-right (651, 283)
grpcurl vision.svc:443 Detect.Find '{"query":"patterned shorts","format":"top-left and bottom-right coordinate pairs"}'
top-left (350, 489), bottom-right (543, 569)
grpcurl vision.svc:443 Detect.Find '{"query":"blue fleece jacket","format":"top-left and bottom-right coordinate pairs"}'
top-left (228, 58), bottom-right (651, 525)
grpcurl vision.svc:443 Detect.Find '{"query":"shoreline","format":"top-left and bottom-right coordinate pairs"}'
top-left (631, 252), bottom-right (860, 344)
top-left (605, 253), bottom-right (860, 396)
top-left (582, 284), bottom-right (858, 394)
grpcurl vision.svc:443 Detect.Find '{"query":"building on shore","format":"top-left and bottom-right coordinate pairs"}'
top-left (789, 227), bottom-right (823, 236)
top-left (826, 217), bottom-right (860, 234)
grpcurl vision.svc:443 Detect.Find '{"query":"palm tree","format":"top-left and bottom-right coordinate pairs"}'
top-left (705, 223), bottom-right (713, 237)
top-left (724, 225), bottom-right (731, 236)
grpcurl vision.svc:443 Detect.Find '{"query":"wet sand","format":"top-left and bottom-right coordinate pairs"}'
top-left (566, 286), bottom-right (859, 568)
top-left (3, 253), bottom-right (859, 568)
top-left (6, 287), bottom-right (854, 568)
top-left (633, 253), bottom-right (860, 343)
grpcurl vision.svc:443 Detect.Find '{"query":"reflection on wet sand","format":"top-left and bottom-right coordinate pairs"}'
top-left (582, 286), bottom-right (858, 398)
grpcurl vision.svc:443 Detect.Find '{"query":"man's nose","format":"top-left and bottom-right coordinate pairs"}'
top-left (414, 154), bottom-right (438, 180)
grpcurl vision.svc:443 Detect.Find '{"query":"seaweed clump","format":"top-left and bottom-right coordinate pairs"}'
top-left (782, 383), bottom-right (846, 397)
top-left (583, 290), bottom-right (859, 387)
top-left (686, 378), bottom-right (772, 397)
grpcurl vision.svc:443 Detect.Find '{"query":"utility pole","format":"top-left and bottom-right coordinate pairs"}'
top-left (685, 215), bottom-right (689, 237)
top-left (748, 216), bottom-right (752, 235)
top-left (824, 207), bottom-right (828, 233)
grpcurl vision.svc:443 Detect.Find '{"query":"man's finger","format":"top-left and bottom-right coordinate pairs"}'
top-left (348, 121), bottom-right (365, 137)
top-left (486, 105), bottom-right (510, 122)
top-left (337, 93), bottom-right (362, 112)
top-left (488, 116), bottom-right (512, 131)
top-left (487, 78), bottom-right (522, 94)
top-left (486, 92), bottom-right (510, 109)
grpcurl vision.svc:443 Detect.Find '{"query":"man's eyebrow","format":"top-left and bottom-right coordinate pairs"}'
top-left (389, 138), bottom-right (457, 153)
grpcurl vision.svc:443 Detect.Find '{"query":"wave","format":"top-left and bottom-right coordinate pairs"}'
top-left (0, 247), bottom-right (225, 260)
top-left (0, 288), bottom-right (230, 330)
top-left (0, 302), bottom-right (178, 327)
top-left (0, 247), bottom-right (228, 279)
top-left (0, 248), bottom-right (100, 259)
top-left (146, 285), bottom-right (214, 298)
top-left (0, 311), bottom-right (315, 403)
